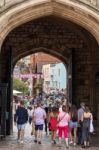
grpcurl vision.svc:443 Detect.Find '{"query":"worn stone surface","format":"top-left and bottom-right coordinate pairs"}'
top-left (0, 124), bottom-right (99, 150)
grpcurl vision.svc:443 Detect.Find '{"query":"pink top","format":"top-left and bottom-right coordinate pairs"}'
top-left (58, 112), bottom-right (70, 127)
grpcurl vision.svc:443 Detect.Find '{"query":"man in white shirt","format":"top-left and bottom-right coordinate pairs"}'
top-left (78, 102), bottom-right (85, 122)
top-left (33, 101), bottom-right (46, 144)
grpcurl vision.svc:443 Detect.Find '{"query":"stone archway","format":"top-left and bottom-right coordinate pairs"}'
top-left (13, 47), bottom-right (68, 68)
top-left (0, 14), bottom-right (99, 105)
top-left (0, 1), bottom-right (99, 48)
top-left (0, 0), bottom-right (99, 136)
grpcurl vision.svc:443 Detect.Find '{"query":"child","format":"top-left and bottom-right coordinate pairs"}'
top-left (49, 107), bottom-right (58, 144)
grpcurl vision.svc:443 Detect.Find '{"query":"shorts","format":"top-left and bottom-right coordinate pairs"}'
top-left (69, 121), bottom-right (78, 128)
top-left (17, 123), bottom-right (26, 130)
top-left (35, 124), bottom-right (43, 131)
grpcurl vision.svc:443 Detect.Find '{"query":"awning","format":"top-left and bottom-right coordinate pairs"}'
top-left (13, 90), bottom-right (22, 94)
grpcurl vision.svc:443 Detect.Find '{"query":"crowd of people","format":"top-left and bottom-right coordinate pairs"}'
top-left (14, 97), bottom-right (94, 149)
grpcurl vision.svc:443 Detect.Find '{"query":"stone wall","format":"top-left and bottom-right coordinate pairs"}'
top-left (0, 16), bottom-right (98, 109)
top-left (74, 0), bottom-right (99, 7)
top-left (0, 0), bottom-right (99, 9)
top-left (72, 47), bottom-right (92, 106)
top-left (0, 0), bottom-right (98, 49)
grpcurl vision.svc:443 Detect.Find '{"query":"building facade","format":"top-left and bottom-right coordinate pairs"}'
top-left (50, 63), bottom-right (66, 90)
top-left (42, 64), bottom-right (51, 93)
top-left (43, 63), bottom-right (66, 93)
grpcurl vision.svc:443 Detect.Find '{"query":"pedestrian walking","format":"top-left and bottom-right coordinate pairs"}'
top-left (31, 104), bottom-right (37, 135)
top-left (77, 102), bottom-right (85, 145)
top-left (44, 106), bottom-right (49, 135)
top-left (57, 105), bottom-right (70, 148)
top-left (69, 105), bottom-right (78, 146)
top-left (49, 107), bottom-right (58, 144)
top-left (15, 100), bottom-right (28, 144)
top-left (33, 101), bottom-right (46, 144)
top-left (81, 106), bottom-right (93, 148)
top-left (28, 106), bottom-right (33, 124)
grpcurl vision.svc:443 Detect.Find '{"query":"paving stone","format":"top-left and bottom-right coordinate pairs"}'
top-left (0, 124), bottom-right (99, 150)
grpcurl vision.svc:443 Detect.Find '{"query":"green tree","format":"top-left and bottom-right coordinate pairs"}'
top-left (13, 78), bottom-right (29, 94)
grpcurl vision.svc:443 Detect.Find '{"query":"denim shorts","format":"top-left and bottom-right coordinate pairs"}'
top-left (35, 124), bottom-right (43, 131)
top-left (69, 121), bottom-right (78, 128)
top-left (17, 123), bottom-right (26, 130)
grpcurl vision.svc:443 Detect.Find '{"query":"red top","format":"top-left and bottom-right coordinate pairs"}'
top-left (50, 116), bottom-right (57, 130)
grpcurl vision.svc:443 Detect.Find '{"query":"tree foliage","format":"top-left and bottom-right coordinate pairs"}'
top-left (13, 78), bottom-right (29, 94)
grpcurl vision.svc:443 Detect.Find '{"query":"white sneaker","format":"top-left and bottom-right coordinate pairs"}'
top-left (74, 143), bottom-right (76, 146)
top-left (51, 140), bottom-right (54, 144)
top-left (20, 140), bottom-right (24, 144)
top-left (70, 141), bottom-right (73, 144)
top-left (52, 140), bottom-right (56, 144)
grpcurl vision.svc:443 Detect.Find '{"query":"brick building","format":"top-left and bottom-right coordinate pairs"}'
top-left (29, 53), bottom-right (60, 73)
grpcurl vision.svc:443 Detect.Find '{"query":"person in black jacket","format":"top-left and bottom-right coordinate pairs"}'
top-left (44, 106), bottom-right (49, 135)
top-left (15, 100), bottom-right (28, 144)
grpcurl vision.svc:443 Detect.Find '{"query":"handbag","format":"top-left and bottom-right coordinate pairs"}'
top-left (89, 119), bottom-right (94, 133)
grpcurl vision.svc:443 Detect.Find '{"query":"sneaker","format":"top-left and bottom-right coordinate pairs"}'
top-left (51, 140), bottom-right (54, 144)
top-left (82, 145), bottom-right (86, 148)
top-left (34, 139), bottom-right (37, 143)
top-left (52, 140), bottom-right (56, 144)
top-left (66, 146), bottom-right (69, 149)
top-left (38, 141), bottom-right (41, 144)
top-left (74, 143), bottom-right (76, 146)
top-left (20, 140), bottom-right (24, 144)
top-left (70, 141), bottom-right (73, 144)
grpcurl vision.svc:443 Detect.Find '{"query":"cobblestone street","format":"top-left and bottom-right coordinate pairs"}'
top-left (0, 124), bottom-right (99, 150)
